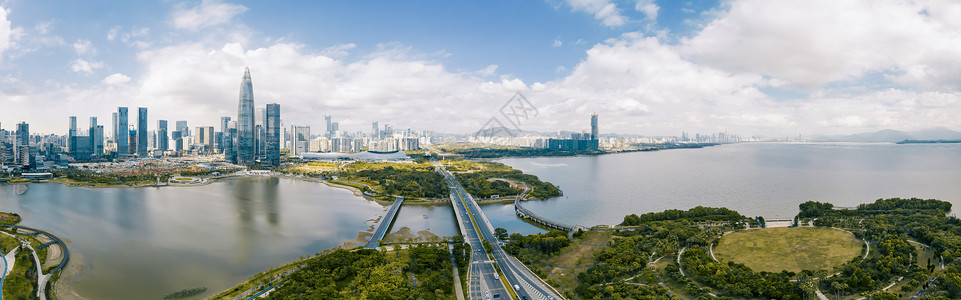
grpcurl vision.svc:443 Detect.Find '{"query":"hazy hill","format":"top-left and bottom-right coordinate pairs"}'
top-left (814, 127), bottom-right (961, 142)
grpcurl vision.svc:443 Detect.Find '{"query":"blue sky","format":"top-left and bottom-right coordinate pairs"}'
top-left (1, 0), bottom-right (959, 136)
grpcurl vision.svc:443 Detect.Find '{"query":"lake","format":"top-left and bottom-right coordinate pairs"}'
top-left (496, 142), bottom-right (961, 227)
top-left (0, 177), bottom-right (386, 299)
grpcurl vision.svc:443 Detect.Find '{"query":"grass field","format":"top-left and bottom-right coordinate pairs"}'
top-left (713, 227), bottom-right (863, 273)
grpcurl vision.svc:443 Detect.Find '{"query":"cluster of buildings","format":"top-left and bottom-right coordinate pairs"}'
top-left (1, 67), bottom-right (430, 171)
top-left (468, 113), bottom-right (754, 152)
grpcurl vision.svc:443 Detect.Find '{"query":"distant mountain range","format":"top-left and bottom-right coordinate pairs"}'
top-left (812, 127), bottom-right (961, 142)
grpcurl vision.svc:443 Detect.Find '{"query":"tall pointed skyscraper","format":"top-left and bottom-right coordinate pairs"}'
top-left (236, 67), bottom-right (256, 164)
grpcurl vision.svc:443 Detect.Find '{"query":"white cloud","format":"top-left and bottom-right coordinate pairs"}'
top-left (73, 39), bottom-right (93, 55)
top-left (0, 7), bottom-right (11, 62)
top-left (101, 73), bottom-right (131, 85)
top-left (69, 59), bottom-right (103, 75)
top-left (172, 0), bottom-right (248, 31)
top-left (477, 65), bottom-right (498, 77)
top-left (320, 43), bottom-right (356, 58)
top-left (683, 0), bottom-right (961, 90)
top-left (552, 39), bottom-right (562, 47)
top-left (635, 0), bottom-right (659, 21)
top-left (107, 26), bottom-right (120, 41)
top-left (567, 0), bottom-right (627, 27)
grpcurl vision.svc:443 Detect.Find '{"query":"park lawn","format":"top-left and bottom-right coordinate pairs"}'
top-left (713, 227), bottom-right (863, 273)
top-left (539, 231), bottom-right (612, 293)
top-left (2, 248), bottom-right (38, 300)
top-left (1, 233), bottom-right (18, 253)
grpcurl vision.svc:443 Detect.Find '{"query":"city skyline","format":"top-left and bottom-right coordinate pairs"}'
top-left (1, 1), bottom-right (960, 137)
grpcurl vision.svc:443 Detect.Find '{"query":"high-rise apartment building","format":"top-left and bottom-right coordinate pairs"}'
top-left (236, 67), bottom-right (255, 164)
top-left (290, 125), bottom-right (310, 156)
top-left (265, 103), bottom-right (280, 166)
top-left (137, 107), bottom-right (148, 156)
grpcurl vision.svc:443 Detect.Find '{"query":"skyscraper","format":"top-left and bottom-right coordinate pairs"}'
top-left (220, 116), bottom-right (231, 153)
top-left (117, 107), bottom-right (128, 156)
top-left (224, 121), bottom-right (237, 163)
top-left (176, 121), bottom-right (188, 137)
top-left (290, 125), bottom-right (310, 156)
top-left (265, 103), bottom-right (281, 166)
top-left (158, 120), bottom-right (168, 152)
top-left (94, 125), bottom-right (104, 158)
top-left (138, 107), bottom-right (148, 156)
top-left (236, 67), bottom-right (256, 164)
top-left (15, 122), bottom-right (29, 166)
top-left (324, 115), bottom-right (332, 138)
top-left (591, 113), bottom-right (598, 140)
top-left (256, 107), bottom-right (266, 156)
top-left (372, 122), bottom-right (380, 140)
top-left (91, 117), bottom-right (103, 158)
top-left (68, 116), bottom-right (77, 154)
top-left (112, 112), bottom-right (118, 144)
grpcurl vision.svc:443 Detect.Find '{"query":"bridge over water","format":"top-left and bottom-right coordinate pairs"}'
top-left (364, 196), bottom-right (404, 249)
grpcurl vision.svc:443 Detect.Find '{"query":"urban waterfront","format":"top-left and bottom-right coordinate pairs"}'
top-left (2, 142), bottom-right (960, 299)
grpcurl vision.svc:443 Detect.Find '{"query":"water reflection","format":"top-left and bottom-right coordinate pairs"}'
top-left (0, 177), bottom-right (386, 299)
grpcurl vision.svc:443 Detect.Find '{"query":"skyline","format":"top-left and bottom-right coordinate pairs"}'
top-left (1, 1), bottom-right (960, 136)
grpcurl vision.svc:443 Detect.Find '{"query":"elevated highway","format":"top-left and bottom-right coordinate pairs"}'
top-left (437, 161), bottom-right (563, 300)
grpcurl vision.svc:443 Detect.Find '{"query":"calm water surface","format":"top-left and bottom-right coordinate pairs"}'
top-left (0, 177), bottom-right (386, 299)
top-left (497, 143), bottom-right (961, 227)
top-left (2, 143), bottom-right (957, 298)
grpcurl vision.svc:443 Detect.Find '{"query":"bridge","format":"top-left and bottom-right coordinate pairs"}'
top-left (511, 183), bottom-right (577, 232)
top-left (436, 161), bottom-right (564, 300)
top-left (364, 196), bottom-right (405, 249)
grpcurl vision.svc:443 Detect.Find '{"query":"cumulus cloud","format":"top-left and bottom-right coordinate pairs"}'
top-left (683, 0), bottom-right (961, 90)
top-left (635, 0), bottom-right (659, 21)
top-left (567, 0), bottom-right (627, 27)
top-left (172, 0), bottom-right (248, 31)
top-left (101, 73), bottom-right (131, 85)
top-left (73, 39), bottom-right (93, 55)
top-left (69, 59), bottom-right (103, 75)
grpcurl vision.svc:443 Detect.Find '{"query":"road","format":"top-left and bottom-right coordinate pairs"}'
top-left (437, 161), bottom-right (562, 300)
top-left (364, 196), bottom-right (404, 249)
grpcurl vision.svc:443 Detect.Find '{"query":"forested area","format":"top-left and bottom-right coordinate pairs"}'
top-left (351, 166), bottom-right (449, 198)
top-left (52, 168), bottom-right (168, 185)
top-left (453, 169), bottom-right (560, 199)
top-left (620, 206), bottom-right (745, 225)
top-left (503, 230), bottom-right (571, 264)
top-left (802, 198), bottom-right (961, 298)
top-left (264, 247), bottom-right (455, 300)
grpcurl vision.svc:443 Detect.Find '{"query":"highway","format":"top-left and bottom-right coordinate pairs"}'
top-left (436, 161), bottom-right (562, 300)
top-left (364, 196), bottom-right (404, 249)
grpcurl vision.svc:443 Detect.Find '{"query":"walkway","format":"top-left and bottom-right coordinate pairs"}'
top-left (1, 225), bottom-right (70, 300)
top-left (491, 178), bottom-right (577, 232)
top-left (364, 197), bottom-right (405, 249)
